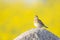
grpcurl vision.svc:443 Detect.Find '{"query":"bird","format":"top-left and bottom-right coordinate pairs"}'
top-left (34, 15), bottom-right (48, 28)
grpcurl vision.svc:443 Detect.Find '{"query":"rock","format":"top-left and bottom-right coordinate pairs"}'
top-left (14, 28), bottom-right (60, 40)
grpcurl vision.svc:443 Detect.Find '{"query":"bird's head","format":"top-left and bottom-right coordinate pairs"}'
top-left (34, 15), bottom-right (38, 20)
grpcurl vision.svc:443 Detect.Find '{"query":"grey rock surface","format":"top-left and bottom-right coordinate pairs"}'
top-left (14, 28), bottom-right (60, 40)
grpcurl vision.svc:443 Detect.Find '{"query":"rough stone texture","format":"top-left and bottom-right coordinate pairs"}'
top-left (14, 28), bottom-right (60, 40)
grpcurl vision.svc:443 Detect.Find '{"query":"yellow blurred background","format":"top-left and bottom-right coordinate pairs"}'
top-left (0, 0), bottom-right (60, 40)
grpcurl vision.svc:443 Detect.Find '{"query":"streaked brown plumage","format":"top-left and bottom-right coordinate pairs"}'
top-left (34, 15), bottom-right (48, 28)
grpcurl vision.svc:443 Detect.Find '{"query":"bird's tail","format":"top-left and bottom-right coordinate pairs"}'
top-left (44, 26), bottom-right (48, 28)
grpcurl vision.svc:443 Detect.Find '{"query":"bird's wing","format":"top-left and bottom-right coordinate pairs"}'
top-left (38, 19), bottom-right (48, 28)
top-left (38, 19), bottom-right (45, 26)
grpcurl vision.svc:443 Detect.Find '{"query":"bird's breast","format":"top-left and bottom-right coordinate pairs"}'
top-left (34, 23), bottom-right (39, 27)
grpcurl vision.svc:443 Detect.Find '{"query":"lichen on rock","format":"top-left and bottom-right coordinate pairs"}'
top-left (14, 28), bottom-right (60, 40)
